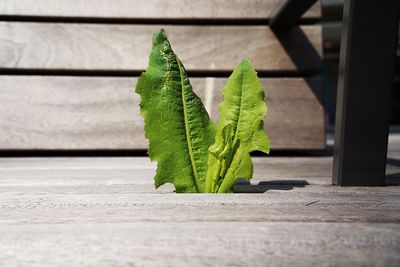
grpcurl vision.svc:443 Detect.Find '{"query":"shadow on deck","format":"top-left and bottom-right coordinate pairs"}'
top-left (234, 179), bottom-right (309, 193)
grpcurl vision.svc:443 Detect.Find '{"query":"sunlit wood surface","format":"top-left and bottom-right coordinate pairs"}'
top-left (0, 133), bottom-right (399, 266)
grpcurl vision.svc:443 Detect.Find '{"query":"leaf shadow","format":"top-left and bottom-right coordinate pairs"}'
top-left (234, 179), bottom-right (309, 193)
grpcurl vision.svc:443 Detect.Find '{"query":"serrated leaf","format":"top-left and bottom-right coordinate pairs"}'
top-left (205, 59), bottom-right (270, 193)
top-left (135, 29), bottom-right (216, 193)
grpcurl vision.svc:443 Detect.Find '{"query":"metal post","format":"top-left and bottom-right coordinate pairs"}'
top-left (332, 0), bottom-right (400, 185)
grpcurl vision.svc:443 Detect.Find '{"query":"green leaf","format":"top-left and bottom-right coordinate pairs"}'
top-left (205, 59), bottom-right (270, 193)
top-left (135, 29), bottom-right (216, 193)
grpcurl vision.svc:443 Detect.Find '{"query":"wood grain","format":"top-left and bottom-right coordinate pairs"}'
top-left (0, 222), bottom-right (398, 267)
top-left (2, 155), bottom-right (399, 186)
top-left (0, 23), bottom-right (322, 72)
top-left (0, 76), bottom-right (324, 150)
top-left (0, 157), bottom-right (333, 184)
top-left (1, 156), bottom-right (399, 224)
top-left (2, 195), bottom-right (400, 225)
top-left (0, 0), bottom-right (321, 19)
top-left (0, 154), bottom-right (399, 266)
top-left (1, 189), bottom-right (400, 223)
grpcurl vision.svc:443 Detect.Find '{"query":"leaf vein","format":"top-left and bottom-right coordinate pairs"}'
top-left (178, 60), bottom-right (200, 192)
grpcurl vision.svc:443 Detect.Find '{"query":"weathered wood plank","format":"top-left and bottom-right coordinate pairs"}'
top-left (1, 182), bottom-right (400, 195)
top-left (0, 154), bottom-right (399, 265)
top-left (0, 23), bottom-right (322, 72)
top-left (0, 0), bottom-right (321, 20)
top-left (0, 76), bottom-right (325, 150)
top-left (1, 154), bottom-right (398, 186)
top-left (1, 156), bottom-right (399, 217)
top-left (0, 157), bottom-right (333, 188)
top-left (2, 190), bottom-right (399, 207)
top-left (1, 165), bottom-right (398, 189)
top-left (0, 222), bottom-right (399, 267)
top-left (1, 189), bottom-right (400, 223)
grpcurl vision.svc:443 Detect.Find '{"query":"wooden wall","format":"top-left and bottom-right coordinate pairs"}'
top-left (0, 0), bottom-right (324, 151)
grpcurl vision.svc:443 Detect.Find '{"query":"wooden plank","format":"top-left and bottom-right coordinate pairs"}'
top-left (0, 156), bottom-right (399, 186)
top-left (0, 157), bottom-right (333, 188)
top-left (1, 155), bottom-right (398, 187)
top-left (0, 76), bottom-right (325, 150)
top-left (1, 156), bottom-right (399, 222)
top-left (0, 192), bottom-right (400, 223)
top-left (0, 222), bottom-right (399, 266)
top-left (0, 0), bottom-right (321, 20)
top-left (1, 189), bottom-right (400, 207)
top-left (0, 23), bottom-right (322, 72)
top-left (0, 156), bottom-right (333, 178)
top-left (1, 182), bottom-right (400, 195)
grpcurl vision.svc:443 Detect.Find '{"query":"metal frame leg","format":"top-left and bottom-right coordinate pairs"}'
top-left (332, 0), bottom-right (400, 186)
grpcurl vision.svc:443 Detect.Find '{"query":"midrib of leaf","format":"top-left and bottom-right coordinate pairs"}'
top-left (177, 59), bottom-right (201, 192)
top-left (231, 65), bottom-right (245, 147)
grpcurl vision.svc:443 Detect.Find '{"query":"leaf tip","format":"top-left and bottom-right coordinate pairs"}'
top-left (152, 28), bottom-right (168, 45)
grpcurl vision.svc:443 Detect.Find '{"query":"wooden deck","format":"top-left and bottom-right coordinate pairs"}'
top-left (0, 133), bottom-right (399, 267)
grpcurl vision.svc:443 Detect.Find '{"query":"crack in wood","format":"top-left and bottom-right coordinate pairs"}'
top-left (305, 200), bottom-right (319, 206)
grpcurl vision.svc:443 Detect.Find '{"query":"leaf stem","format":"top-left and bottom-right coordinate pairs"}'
top-left (210, 159), bottom-right (222, 193)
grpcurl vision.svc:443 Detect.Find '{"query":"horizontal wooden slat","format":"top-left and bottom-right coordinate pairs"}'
top-left (0, 0), bottom-right (321, 20)
top-left (0, 23), bottom-right (322, 72)
top-left (1, 222), bottom-right (399, 267)
top-left (2, 155), bottom-right (400, 185)
top-left (0, 156), bottom-right (333, 189)
top-left (1, 156), bottom-right (399, 221)
top-left (1, 191), bottom-right (400, 223)
top-left (0, 76), bottom-right (325, 150)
